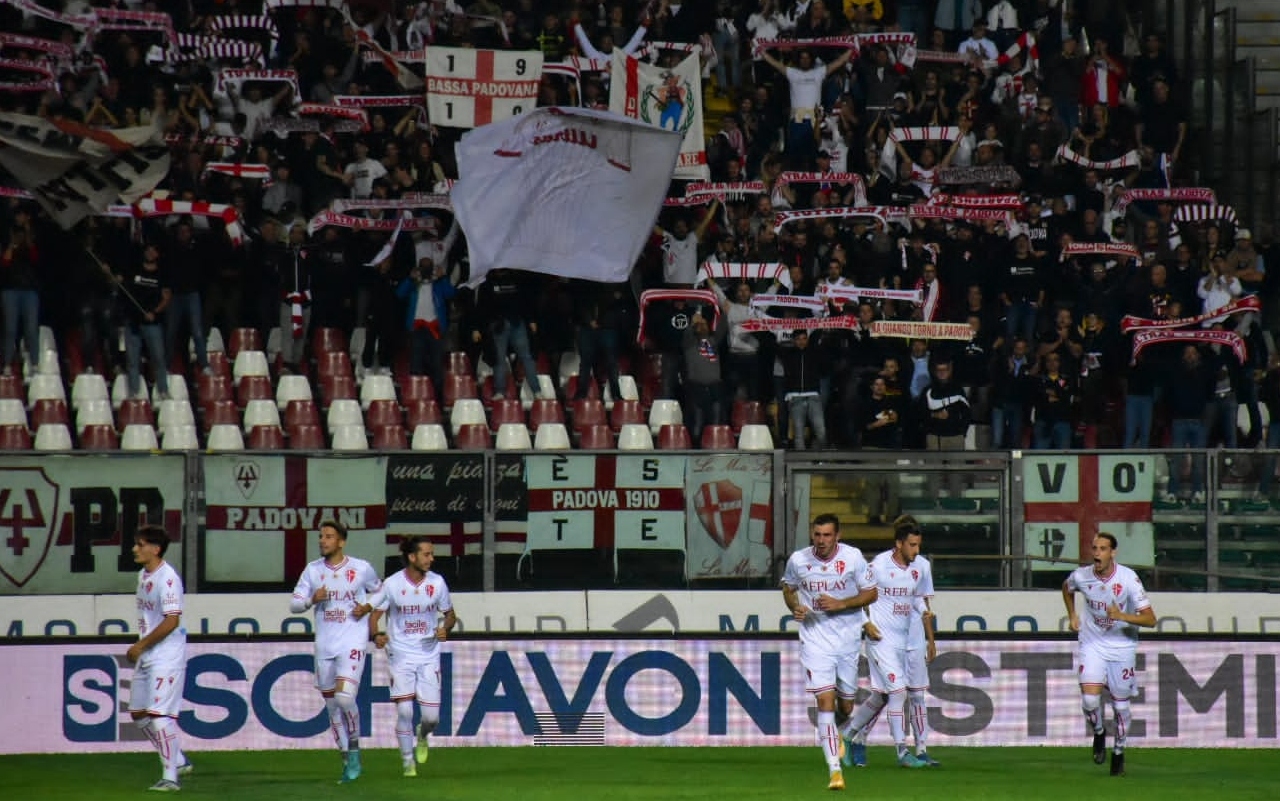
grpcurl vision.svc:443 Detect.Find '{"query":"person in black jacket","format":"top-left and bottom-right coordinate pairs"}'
top-left (781, 329), bottom-right (830, 449)
top-left (919, 357), bottom-right (971, 448)
top-left (1032, 352), bottom-right (1076, 449)
top-left (990, 337), bottom-right (1034, 449)
top-left (473, 269), bottom-right (541, 400)
top-left (1164, 345), bottom-right (1213, 503)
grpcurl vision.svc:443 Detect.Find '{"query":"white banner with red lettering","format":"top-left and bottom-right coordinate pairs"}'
top-left (425, 47), bottom-right (541, 128)
top-left (610, 51), bottom-right (708, 181)
top-left (452, 107), bottom-right (681, 288)
top-left (686, 454), bottom-right (773, 579)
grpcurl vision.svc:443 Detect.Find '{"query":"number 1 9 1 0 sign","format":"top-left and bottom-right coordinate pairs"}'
top-left (425, 47), bottom-right (543, 128)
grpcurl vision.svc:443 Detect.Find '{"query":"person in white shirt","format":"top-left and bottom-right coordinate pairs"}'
top-left (128, 525), bottom-right (192, 793)
top-left (367, 537), bottom-right (456, 777)
top-left (1197, 253), bottom-right (1244, 321)
top-left (760, 46), bottom-right (855, 168)
top-left (839, 522), bottom-right (932, 768)
top-left (1062, 533), bottom-right (1156, 777)
top-left (781, 513), bottom-right (878, 790)
top-left (958, 20), bottom-right (999, 63)
top-left (344, 141), bottom-right (389, 199)
top-left (289, 521), bottom-right (383, 784)
top-left (229, 80), bottom-right (293, 141)
top-left (655, 199), bottom-right (719, 287)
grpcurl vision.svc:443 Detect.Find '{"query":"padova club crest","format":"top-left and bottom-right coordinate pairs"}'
top-left (694, 480), bottom-right (743, 549)
top-left (641, 70), bottom-right (696, 137)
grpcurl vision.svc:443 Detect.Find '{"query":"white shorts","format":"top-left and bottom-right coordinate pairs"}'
top-left (905, 647), bottom-right (929, 691)
top-left (865, 640), bottom-right (908, 694)
top-left (129, 660), bottom-right (186, 718)
top-left (389, 659), bottom-right (442, 704)
top-left (800, 643), bottom-right (859, 698)
top-left (316, 646), bottom-right (367, 692)
top-left (1078, 649), bottom-right (1137, 700)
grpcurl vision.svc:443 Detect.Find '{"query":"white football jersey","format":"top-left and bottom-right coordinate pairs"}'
top-left (1066, 562), bottom-right (1151, 660)
top-left (782, 542), bottom-right (875, 654)
top-left (866, 549), bottom-right (929, 650)
top-left (136, 561), bottom-right (185, 667)
top-left (292, 556), bottom-right (382, 659)
top-left (906, 555), bottom-right (935, 650)
top-left (371, 569), bottom-right (453, 663)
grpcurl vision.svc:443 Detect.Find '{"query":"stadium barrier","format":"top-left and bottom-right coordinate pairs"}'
top-left (10, 635), bottom-right (1274, 753)
top-left (0, 449), bottom-right (1277, 595)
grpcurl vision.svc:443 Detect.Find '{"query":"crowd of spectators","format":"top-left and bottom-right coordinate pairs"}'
top-left (0, 1), bottom-right (1276, 482)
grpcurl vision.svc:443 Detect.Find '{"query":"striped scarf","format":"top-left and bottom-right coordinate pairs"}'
top-left (1060, 242), bottom-right (1141, 263)
top-left (1173, 204), bottom-right (1238, 226)
top-left (133, 199), bottom-right (244, 245)
top-left (697, 262), bottom-right (792, 289)
top-left (1113, 187), bottom-right (1217, 215)
top-left (1054, 144), bottom-right (1141, 172)
top-left (773, 206), bottom-right (903, 232)
top-left (930, 193), bottom-right (1023, 209)
top-left (818, 284), bottom-right (922, 304)
top-left (749, 294), bottom-right (827, 314)
top-left (1121, 295), bottom-right (1261, 333)
top-left (636, 289), bottom-right (720, 343)
top-left (1132, 329), bottom-right (1246, 363)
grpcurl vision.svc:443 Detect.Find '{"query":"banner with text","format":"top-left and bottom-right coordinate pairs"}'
top-left (0, 455), bottom-right (186, 595)
top-left (425, 47), bottom-right (542, 128)
top-left (14, 638), bottom-right (1277, 753)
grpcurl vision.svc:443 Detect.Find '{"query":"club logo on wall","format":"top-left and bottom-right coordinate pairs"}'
top-left (693, 480), bottom-right (743, 550)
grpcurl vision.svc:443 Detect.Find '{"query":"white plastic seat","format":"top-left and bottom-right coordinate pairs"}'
top-left (27, 374), bottom-right (66, 408)
top-left (205, 327), bottom-right (225, 354)
top-left (475, 357), bottom-right (494, 382)
top-left (243, 399), bottom-right (283, 433)
top-left (75, 399), bottom-right (114, 434)
top-left (602, 375), bottom-right (640, 405)
top-left (71, 372), bottom-right (109, 410)
top-left (152, 374), bottom-right (189, 405)
top-left (331, 424), bottom-right (368, 450)
top-left (265, 327), bottom-right (283, 361)
top-left (111, 374), bottom-right (149, 409)
top-left (0, 398), bottom-right (27, 427)
top-left (411, 423), bottom-right (450, 451)
top-left (37, 325), bottom-right (57, 355)
top-left (33, 423), bottom-right (73, 451)
top-left (348, 327), bottom-right (366, 362)
top-left (359, 374), bottom-right (397, 410)
top-left (276, 374), bottom-right (313, 411)
top-left (449, 398), bottom-right (486, 435)
top-left (161, 424), bottom-right (200, 451)
top-left (33, 348), bottom-right (60, 376)
top-left (157, 399), bottom-right (195, 432)
top-left (648, 399), bottom-right (684, 435)
top-left (326, 399), bottom-right (364, 433)
top-left (232, 349), bottom-right (270, 383)
top-left (617, 423), bottom-right (655, 450)
top-left (518, 374), bottom-right (557, 408)
top-left (737, 424), bottom-right (775, 451)
top-left (533, 422), bottom-right (572, 450)
top-left (207, 424), bottom-right (245, 451)
top-left (120, 424), bottom-right (159, 450)
top-left (559, 351), bottom-right (580, 386)
top-left (494, 423), bottom-right (532, 451)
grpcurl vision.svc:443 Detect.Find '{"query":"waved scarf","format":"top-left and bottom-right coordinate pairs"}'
top-left (132, 199), bottom-right (244, 245)
top-left (1060, 242), bottom-right (1141, 263)
top-left (698, 261), bottom-right (792, 289)
top-left (1121, 295), bottom-right (1262, 333)
top-left (1173, 204), bottom-right (1238, 226)
top-left (908, 204), bottom-right (1011, 222)
top-left (204, 162), bottom-right (271, 180)
top-left (636, 289), bottom-right (720, 343)
top-left (1112, 187), bottom-right (1216, 215)
top-left (749, 294), bottom-right (828, 314)
top-left (773, 206), bottom-right (903, 232)
top-left (818, 284), bottom-right (922, 304)
top-left (930, 193), bottom-right (1023, 209)
top-left (1054, 144), bottom-right (1141, 171)
top-left (283, 290), bottom-right (311, 338)
top-left (1132, 329), bottom-right (1246, 363)
top-left (740, 314), bottom-right (858, 332)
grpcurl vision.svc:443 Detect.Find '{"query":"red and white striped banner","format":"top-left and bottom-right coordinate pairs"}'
top-left (0, 58), bottom-right (56, 92)
top-left (1060, 241), bottom-right (1141, 263)
top-left (133, 198), bottom-right (245, 245)
top-left (425, 47), bottom-right (541, 128)
top-left (1132, 329), bottom-right (1247, 362)
top-left (818, 284), bottom-right (922, 304)
top-left (0, 33), bottom-right (73, 61)
top-left (1113, 187), bottom-right (1217, 215)
top-left (697, 261), bottom-right (791, 289)
top-left (1121, 294), bottom-right (1261, 334)
top-left (1054, 144), bottom-right (1141, 172)
top-left (871, 320), bottom-right (973, 340)
top-left (748, 294), bottom-right (828, 314)
top-left (637, 288), bottom-right (720, 343)
top-left (931, 193), bottom-right (1024, 209)
top-left (1173, 204), bottom-right (1238, 226)
top-left (203, 162), bottom-right (271, 180)
top-left (986, 31), bottom-right (1038, 71)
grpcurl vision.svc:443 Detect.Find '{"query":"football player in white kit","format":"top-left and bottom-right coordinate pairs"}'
top-left (367, 536), bottom-right (456, 777)
top-left (128, 524), bottom-right (192, 793)
top-left (289, 521), bottom-right (382, 783)
top-left (1062, 533), bottom-right (1156, 777)
top-left (781, 513), bottom-right (878, 791)
top-left (841, 522), bottom-right (931, 768)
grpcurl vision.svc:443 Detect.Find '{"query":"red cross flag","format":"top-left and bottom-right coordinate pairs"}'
top-left (685, 454), bottom-right (774, 579)
top-left (425, 47), bottom-right (542, 128)
top-left (1022, 454), bottom-right (1155, 571)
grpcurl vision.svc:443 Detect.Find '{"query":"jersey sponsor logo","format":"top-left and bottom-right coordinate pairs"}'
top-left (0, 467), bottom-right (60, 587)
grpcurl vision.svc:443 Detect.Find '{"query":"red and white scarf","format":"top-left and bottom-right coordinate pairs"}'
top-left (333, 94), bottom-right (426, 109)
top-left (297, 103), bottom-right (370, 130)
top-left (133, 199), bottom-right (244, 245)
top-left (203, 162), bottom-right (271, 181)
top-left (749, 294), bottom-right (827, 314)
top-left (283, 290), bottom-right (311, 338)
top-left (172, 33), bottom-right (264, 66)
top-left (915, 49), bottom-right (971, 65)
top-left (882, 125), bottom-right (960, 177)
top-left (907, 204), bottom-right (1011, 222)
top-left (988, 31), bottom-right (1038, 71)
top-left (1132, 329), bottom-right (1246, 362)
top-left (1173, 204), bottom-right (1238, 226)
top-left (264, 0), bottom-right (346, 10)
top-left (871, 321), bottom-right (973, 341)
top-left (1112, 187), bottom-right (1216, 215)
top-left (216, 68), bottom-right (300, 99)
top-left (930, 193), bottom-right (1023, 209)
top-left (698, 261), bottom-right (791, 289)
top-left (779, 171), bottom-right (865, 195)
top-left (0, 58), bottom-right (57, 92)
top-left (751, 33), bottom-right (916, 71)
top-left (773, 206), bottom-right (903, 232)
top-left (1054, 144), bottom-right (1141, 172)
top-left (1060, 242), bottom-right (1141, 263)
top-left (636, 289), bottom-right (720, 343)
top-left (685, 181), bottom-right (765, 201)
top-left (330, 195), bottom-right (453, 215)
top-left (208, 14), bottom-right (280, 45)
top-left (0, 32), bottom-right (73, 61)
top-left (740, 314), bottom-right (858, 333)
top-left (306, 209), bottom-right (452, 235)
top-left (1121, 294), bottom-right (1261, 334)
top-left (0, 186), bottom-right (34, 199)
top-left (818, 284), bottom-right (922, 304)
top-left (165, 132), bottom-right (246, 150)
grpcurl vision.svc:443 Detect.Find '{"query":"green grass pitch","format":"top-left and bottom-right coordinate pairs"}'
top-left (5, 747), bottom-right (1273, 801)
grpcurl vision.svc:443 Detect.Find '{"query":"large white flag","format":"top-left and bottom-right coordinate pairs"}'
top-left (451, 107), bottom-right (681, 288)
top-left (609, 51), bottom-right (708, 181)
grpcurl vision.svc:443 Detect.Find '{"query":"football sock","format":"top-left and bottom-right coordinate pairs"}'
top-left (844, 693), bottom-right (886, 739)
top-left (908, 690), bottom-right (929, 753)
top-left (817, 710), bottom-right (840, 771)
top-left (1112, 698), bottom-right (1131, 753)
top-left (324, 695), bottom-right (349, 753)
top-left (395, 701), bottom-right (415, 761)
top-left (152, 717), bottom-right (185, 782)
top-left (887, 690), bottom-right (908, 755)
top-left (334, 687), bottom-right (360, 753)
top-left (136, 717), bottom-right (165, 779)
top-left (418, 699), bottom-right (440, 735)
top-left (1082, 693), bottom-right (1103, 735)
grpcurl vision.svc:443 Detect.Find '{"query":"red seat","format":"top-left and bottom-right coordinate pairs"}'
top-left (401, 375), bottom-right (435, 403)
top-left (317, 351), bottom-right (353, 380)
top-left (31, 399), bottom-right (70, 429)
top-left (227, 328), bottom-right (264, 360)
top-left (528, 398), bottom-right (564, 431)
top-left (371, 425), bottom-right (408, 449)
top-left (578, 424), bottom-right (615, 450)
top-left (198, 372), bottom-right (233, 404)
top-left (288, 424), bottom-right (326, 450)
top-left (489, 398), bottom-right (525, 430)
top-left (0, 424), bottom-right (31, 450)
top-left (203, 399), bottom-right (239, 431)
top-left (248, 424), bottom-right (286, 450)
top-left (237, 375), bottom-right (274, 407)
top-left (609, 399), bottom-right (644, 432)
top-left (572, 399), bottom-right (606, 431)
top-left (0, 374), bottom-right (22, 400)
top-left (446, 351), bottom-right (472, 376)
top-left (455, 423), bottom-right (491, 449)
top-left (118, 398), bottom-right (154, 428)
top-left (658, 424), bottom-right (692, 450)
top-left (285, 399), bottom-right (321, 429)
top-left (406, 399), bottom-right (443, 429)
top-left (366, 399), bottom-right (403, 429)
top-left (563, 375), bottom-right (601, 401)
top-left (206, 351), bottom-right (232, 379)
top-left (322, 375), bottom-right (358, 406)
top-left (443, 374), bottom-right (477, 408)
top-left (80, 424), bottom-right (119, 451)
top-left (700, 424), bottom-right (735, 450)
top-left (732, 400), bottom-right (766, 432)
top-left (311, 327), bottom-right (347, 356)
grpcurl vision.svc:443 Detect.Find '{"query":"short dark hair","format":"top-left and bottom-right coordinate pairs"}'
top-left (399, 535), bottom-right (430, 562)
top-left (893, 515), bottom-right (920, 541)
top-left (812, 513), bottom-right (841, 532)
top-left (1097, 532), bottom-right (1118, 549)
top-left (136, 525), bottom-right (170, 556)
top-left (320, 520), bottom-right (348, 540)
